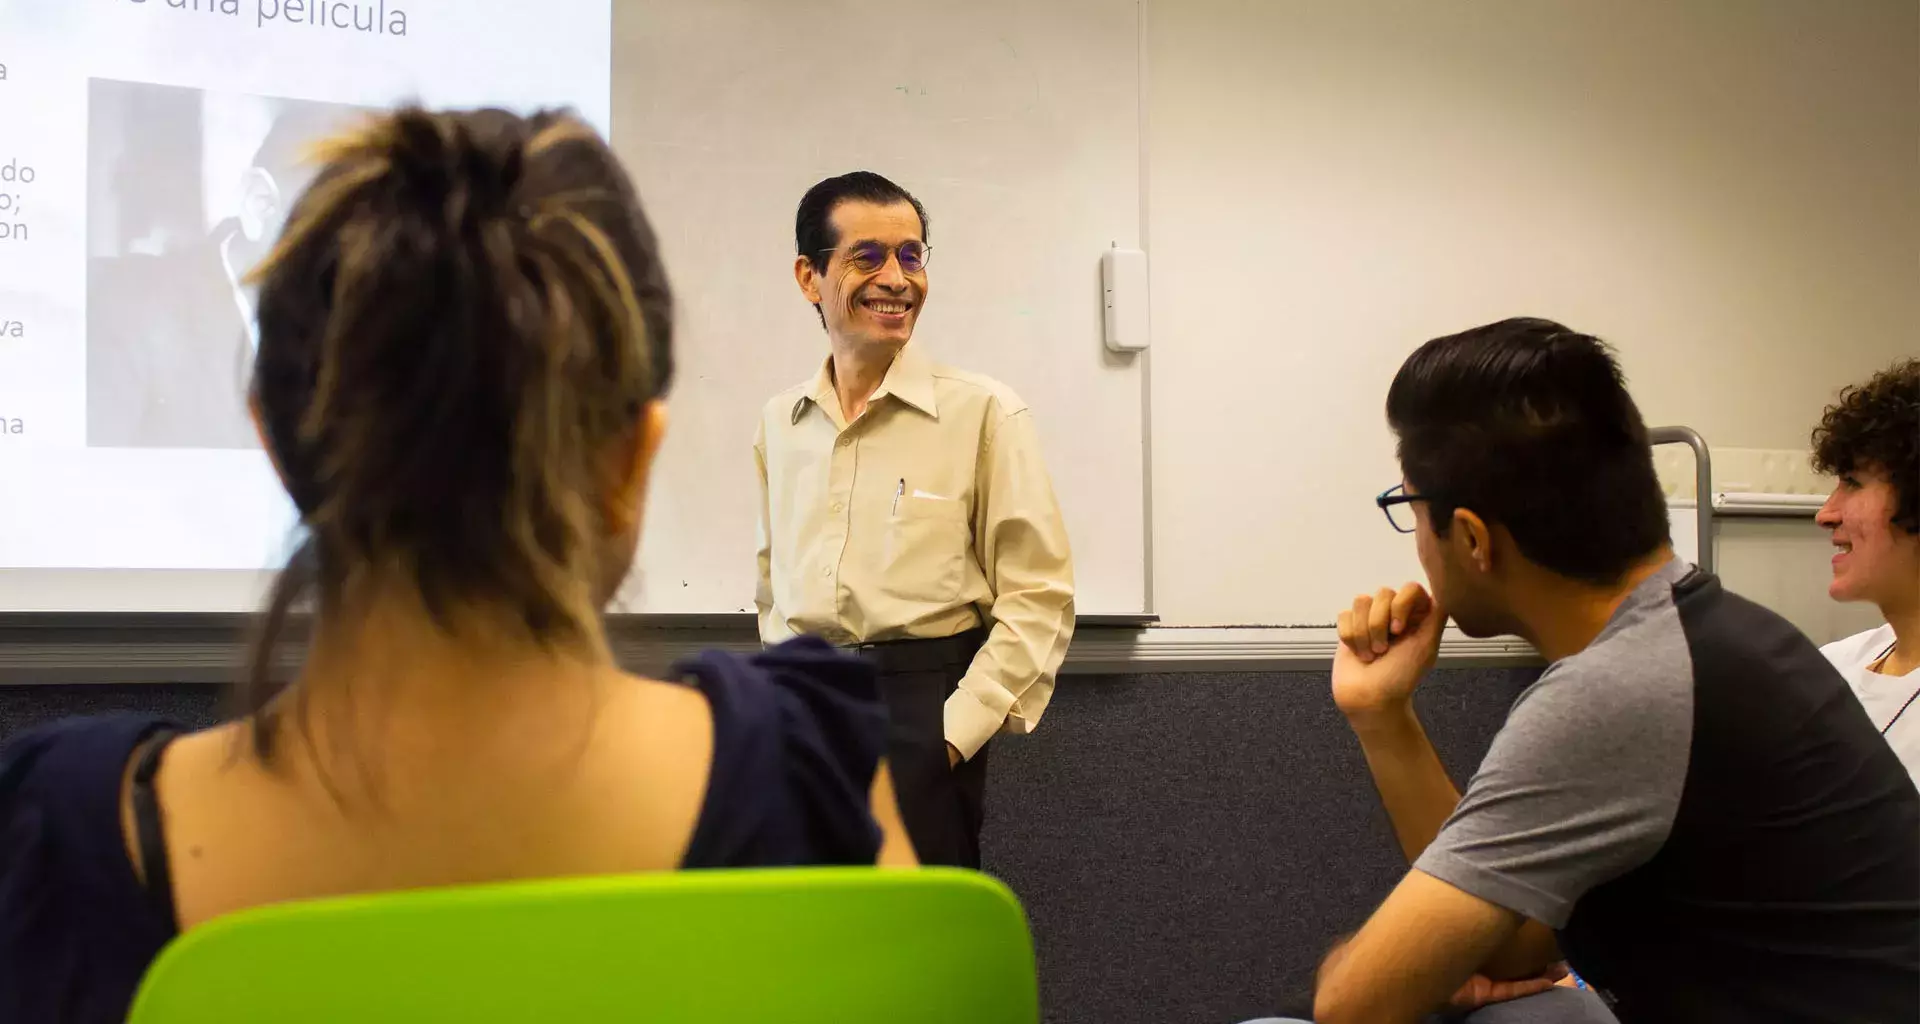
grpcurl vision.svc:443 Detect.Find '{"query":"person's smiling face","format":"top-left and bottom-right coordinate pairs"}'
top-left (1817, 462), bottom-right (1920, 607)
top-left (799, 199), bottom-right (928, 355)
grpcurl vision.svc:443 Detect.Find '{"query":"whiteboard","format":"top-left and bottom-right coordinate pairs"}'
top-left (1136, 0), bottom-right (1918, 628)
top-left (608, 0), bottom-right (1148, 614)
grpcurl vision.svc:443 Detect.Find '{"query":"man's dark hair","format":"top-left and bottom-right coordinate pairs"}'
top-left (1386, 317), bottom-right (1670, 585)
top-left (794, 170), bottom-right (928, 274)
top-left (1812, 357), bottom-right (1919, 535)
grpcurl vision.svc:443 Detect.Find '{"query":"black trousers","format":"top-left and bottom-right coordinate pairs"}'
top-left (853, 629), bottom-right (991, 868)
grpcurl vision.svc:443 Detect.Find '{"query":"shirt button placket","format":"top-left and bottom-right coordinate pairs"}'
top-left (827, 430), bottom-right (856, 621)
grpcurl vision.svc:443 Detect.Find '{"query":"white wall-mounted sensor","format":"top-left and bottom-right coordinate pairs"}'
top-left (1101, 245), bottom-right (1150, 352)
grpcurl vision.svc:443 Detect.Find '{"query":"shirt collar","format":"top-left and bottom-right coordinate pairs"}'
top-left (873, 342), bottom-right (938, 418)
top-left (792, 359), bottom-right (837, 424)
top-left (790, 342), bottom-right (939, 424)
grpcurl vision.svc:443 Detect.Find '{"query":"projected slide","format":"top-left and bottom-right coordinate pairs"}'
top-left (0, 1), bottom-right (610, 605)
top-left (87, 81), bottom-right (366, 450)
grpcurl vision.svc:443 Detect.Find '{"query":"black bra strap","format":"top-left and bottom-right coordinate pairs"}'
top-left (130, 729), bottom-right (181, 929)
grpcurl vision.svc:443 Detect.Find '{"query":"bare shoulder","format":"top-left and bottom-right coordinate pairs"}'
top-left (613, 670), bottom-right (717, 752)
top-left (623, 669), bottom-right (714, 714)
top-left (118, 721), bottom-right (250, 884)
top-left (590, 672), bottom-right (717, 834)
top-left (133, 719), bottom-right (250, 788)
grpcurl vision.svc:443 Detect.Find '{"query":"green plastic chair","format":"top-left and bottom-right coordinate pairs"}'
top-left (126, 867), bottom-right (1038, 1024)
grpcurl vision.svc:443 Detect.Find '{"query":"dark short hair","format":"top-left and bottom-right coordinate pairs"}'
top-left (794, 170), bottom-right (928, 275)
top-left (1812, 357), bottom-right (1919, 535)
top-left (1386, 317), bottom-right (1670, 585)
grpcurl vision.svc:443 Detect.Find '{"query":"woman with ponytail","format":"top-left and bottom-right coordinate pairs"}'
top-left (0, 107), bottom-right (915, 1024)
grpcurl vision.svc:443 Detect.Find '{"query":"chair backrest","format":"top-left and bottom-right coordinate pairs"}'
top-left (127, 867), bottom-right (1038, 1024)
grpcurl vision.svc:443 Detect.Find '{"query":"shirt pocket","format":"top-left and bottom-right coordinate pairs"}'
top-left (880, 494), bottom-right (971, 605)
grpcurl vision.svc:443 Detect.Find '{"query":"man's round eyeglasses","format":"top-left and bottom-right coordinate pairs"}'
top-left (817, 240), bottom-right (931, 274)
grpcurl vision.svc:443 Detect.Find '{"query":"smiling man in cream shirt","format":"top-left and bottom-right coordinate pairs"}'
top-left (755, 171), bottom-right (1074, 868)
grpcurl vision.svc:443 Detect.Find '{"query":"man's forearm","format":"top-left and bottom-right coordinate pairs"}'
top-left (1315, 933), bottom-right (1357, 993)
top-left (946, 588), bottom-right (1071, 760)
top-left (1346, 703), bottom-right (1462, 864)
top-left (945, 623), bottom-right (1026, 761)
top-left (1342, 701), bottom-right (1566, 983)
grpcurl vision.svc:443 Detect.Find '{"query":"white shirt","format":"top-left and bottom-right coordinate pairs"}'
top-left (1821, 624), bottom-right (1920, 788)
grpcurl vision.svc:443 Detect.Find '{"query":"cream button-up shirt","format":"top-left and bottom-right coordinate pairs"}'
top-left (754, 342), bottom-right (1075, 760)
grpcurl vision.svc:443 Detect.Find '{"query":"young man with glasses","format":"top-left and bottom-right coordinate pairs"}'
top-left (753, 171), bottom-right (1074, 867)
top-left (1302, 319), bottom-right (1918, 1023)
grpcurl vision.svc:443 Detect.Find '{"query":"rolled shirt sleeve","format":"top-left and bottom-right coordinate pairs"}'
top-left (945, 408), bottom-right (1075, 761)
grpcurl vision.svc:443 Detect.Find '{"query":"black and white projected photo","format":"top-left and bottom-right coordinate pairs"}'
top-left (85, 79), bottom-right (362, 449)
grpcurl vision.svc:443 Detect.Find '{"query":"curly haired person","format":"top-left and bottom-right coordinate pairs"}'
top-left (1815, 358), bottom-right (1920, 784)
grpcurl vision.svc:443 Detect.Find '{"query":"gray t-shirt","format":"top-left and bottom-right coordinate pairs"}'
top-left (1415, 559), bottom-right (1919, 1021)
top-left (1416, 562), bottom-right (1694, 929)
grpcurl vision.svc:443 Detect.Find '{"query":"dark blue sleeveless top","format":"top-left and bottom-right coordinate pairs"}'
top-left (0, 637), bottom-right (886, 1024)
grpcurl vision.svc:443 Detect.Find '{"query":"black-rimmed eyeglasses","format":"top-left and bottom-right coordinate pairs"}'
top-left (1377, 483), bottom-right (1437, 534)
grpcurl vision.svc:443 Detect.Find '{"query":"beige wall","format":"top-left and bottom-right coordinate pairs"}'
top-left (1143, 0), bottom-right (1920, 625)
